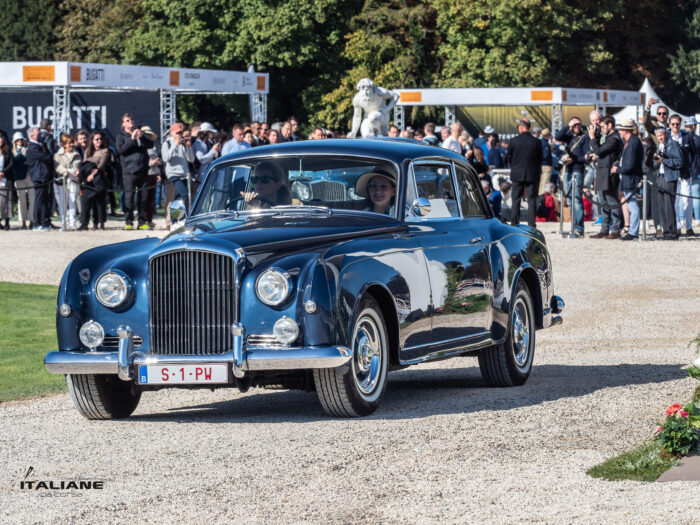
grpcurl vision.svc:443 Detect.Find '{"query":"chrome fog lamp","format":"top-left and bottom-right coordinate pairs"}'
top-left (273, 317), bottom-right (299, 345)
top-left (95, 271), bottom-right (129, 308)
top-left (256, 268), bottom-right (291, 306)
top-left (79, 320), bottom-right (104, 350)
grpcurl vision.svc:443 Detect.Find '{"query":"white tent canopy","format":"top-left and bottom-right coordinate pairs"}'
top-left (393, 86), bottom-right (645, 132)
top-left (0, 61), bottom-right (270, 139)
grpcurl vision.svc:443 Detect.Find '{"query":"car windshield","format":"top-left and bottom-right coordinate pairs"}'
top-left (191, 156), bottom-right (399, 218)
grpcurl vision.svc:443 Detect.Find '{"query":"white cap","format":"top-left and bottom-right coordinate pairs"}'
top-left (483, 125), bottom-right (495, 134)
top-left (684, 116), bottom-right (697, 126)
top-left (12, 131), bottom-right (25, 142)
top-left (200, 122), bottom-right (217, 133)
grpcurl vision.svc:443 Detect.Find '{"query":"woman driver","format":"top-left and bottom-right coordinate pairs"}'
top-left (240, 162), bottom-right (292, 208)
top-left (355, 170), bottom-right (396, 215)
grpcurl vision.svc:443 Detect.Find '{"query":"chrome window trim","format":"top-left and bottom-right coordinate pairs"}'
top-left (405, 159), bottom-right (461, 222)
top-left (192, 153), bottom-right (403, 221)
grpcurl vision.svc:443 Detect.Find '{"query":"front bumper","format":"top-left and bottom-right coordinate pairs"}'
top-left (45, 323), bottom-right (351, 381)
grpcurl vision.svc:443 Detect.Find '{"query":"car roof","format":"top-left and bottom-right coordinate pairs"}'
top-left (211, 138), bottom-right (468, 169)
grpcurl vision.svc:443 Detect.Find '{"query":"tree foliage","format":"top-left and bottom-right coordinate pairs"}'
top-left (0, 0), bottom-right (61, 60)
top-left (3, 0), bottom-right (698, 129)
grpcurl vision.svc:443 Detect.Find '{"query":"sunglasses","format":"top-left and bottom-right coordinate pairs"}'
top-left (251, 175), bottom-right (278, 184)
top-left (670, 122), bottom-right (680, 126)
top-left (657, 112), bottom-right (668, 116)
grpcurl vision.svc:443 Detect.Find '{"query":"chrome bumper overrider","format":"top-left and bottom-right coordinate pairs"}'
top-left (549, 295), bottom-right (564, 326)
top-left (45, 323), bottom-right (352, 381)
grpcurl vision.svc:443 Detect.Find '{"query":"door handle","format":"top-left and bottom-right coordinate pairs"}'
top-left (470, 236), bottom-right (484, 244)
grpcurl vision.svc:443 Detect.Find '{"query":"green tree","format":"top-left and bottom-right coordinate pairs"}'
top-left (669, 0), bottom-right (700, 107)
top-left (312, 0), bottom-right (439, 130)
top-left (56, 0), bottom-right (143, 63)
top-left (122, 0), bottom-right (357, 127)
top-left (0, 0), bottom-right (61, 60)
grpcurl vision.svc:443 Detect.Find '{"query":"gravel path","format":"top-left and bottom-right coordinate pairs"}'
top-left (2, 224), bottom-right (700, 524)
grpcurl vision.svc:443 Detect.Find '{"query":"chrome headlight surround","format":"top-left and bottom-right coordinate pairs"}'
top-left (95, 270), bottom-right (132, 309)
top-left (255, 268), bottom-right (292, 306)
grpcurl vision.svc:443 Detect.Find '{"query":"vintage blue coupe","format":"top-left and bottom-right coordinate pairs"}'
top-left (45, 139), bottom-right (563, 418)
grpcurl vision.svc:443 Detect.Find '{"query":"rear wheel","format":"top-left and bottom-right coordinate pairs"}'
top-left (478, 280), bottom-right (535, 387)
top-left (314, 296), bottom-right (389, 417)
top-left (66, 374), bottom-right (141, 419)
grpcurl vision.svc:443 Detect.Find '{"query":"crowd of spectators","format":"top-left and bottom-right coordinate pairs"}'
top-left (399, 110), bottom-right (699, 239)
top-left (0, 108), bottom-right (698, 238)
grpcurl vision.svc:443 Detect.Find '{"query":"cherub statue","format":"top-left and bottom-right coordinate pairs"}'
top-left (348, 78), bottom-right (399, 138)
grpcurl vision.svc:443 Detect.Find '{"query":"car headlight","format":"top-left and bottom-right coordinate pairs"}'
top-left (95, 271), bottom-right (129, 308)
top-left (79, 320), bottom-right (104, 350)
top-left (256, 268), bottom-right (292, 306)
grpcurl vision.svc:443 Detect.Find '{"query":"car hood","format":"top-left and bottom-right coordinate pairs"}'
top-left (160, 212), bottom-right (406, 253)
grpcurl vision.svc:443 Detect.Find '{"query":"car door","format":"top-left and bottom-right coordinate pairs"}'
top-left (399, 160), bottom-right (493, 364)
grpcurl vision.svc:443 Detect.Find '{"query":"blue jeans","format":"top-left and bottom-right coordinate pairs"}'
top-left (624, 191), bottom-right (640, 237)
top-left (564, 169), bottom-right (584, 233)
top-left (691, 174), bottom-right (700, 221)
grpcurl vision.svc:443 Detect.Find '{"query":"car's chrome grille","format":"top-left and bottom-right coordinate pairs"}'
top-left (149, 250), bottom-right (237, 355)
top-left (102, 336), bottom-right (143, 348)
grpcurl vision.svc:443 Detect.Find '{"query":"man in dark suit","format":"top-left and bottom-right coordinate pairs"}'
top-left (589, 116), bottom-right (623, 239)
top-left (506, 119), bottom-right (542, 227)
top-left (26, 126), bottom-right (56, 230)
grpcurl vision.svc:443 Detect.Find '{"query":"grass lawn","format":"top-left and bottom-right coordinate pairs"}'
top-left (587, 441), bottom-right (679, 482)
top-left (0, 282), bottom-right (65, 401)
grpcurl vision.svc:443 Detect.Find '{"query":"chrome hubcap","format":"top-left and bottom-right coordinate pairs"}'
top-left (353, 316), bottom-right (382, 395)
top-left (512, 298), bottom-right (530, 367)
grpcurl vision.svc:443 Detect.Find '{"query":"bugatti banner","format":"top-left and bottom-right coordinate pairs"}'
top-left (0, 91), bottom-right (160, 144)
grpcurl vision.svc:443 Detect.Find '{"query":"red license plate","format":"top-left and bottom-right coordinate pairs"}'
top-left (138, 364), bottom-right (229, 385)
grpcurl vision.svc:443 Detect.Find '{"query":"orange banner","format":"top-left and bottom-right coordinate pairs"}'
top-left (23, 65), bottom-right (55, 82)
top-left (400, 92), bottom-right (422, 103)
top-left (530, 90), bottom-right (553, 102)
top-left (70, 65), bottom-right (81, 82)
top-left (169, 71), bottom-right (180, 86)
top-left (257, 76), bottom-right (266, 90)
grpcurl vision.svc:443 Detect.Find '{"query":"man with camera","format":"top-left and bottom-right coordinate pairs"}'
top-left (162, 122), bottom-right (195, 221)
top-left (643, 98), bottom-right (670, 236)
top-left (653, 127), bottom-right (683, 240)
top-left (116, 113), bottom-right (154, 230)
top-left (555, 117), bottom-right (590, 237)
top-left (589, 116), bottom-right (623, 239)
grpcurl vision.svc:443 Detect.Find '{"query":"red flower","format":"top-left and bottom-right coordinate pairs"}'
top-left (654, 425), bottom-right (663, 433)
top-left (666, 404), bottom-right (683, 416)
top-left (679, 411), bottom-right (689, 418)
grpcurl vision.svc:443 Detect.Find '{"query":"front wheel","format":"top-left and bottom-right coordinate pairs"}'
top-left (66, 374), bottom-right (141, 419)
top-left (314, 296), bottom-right (389, 417)
top-left (478, 280), bottom-right (535, 387)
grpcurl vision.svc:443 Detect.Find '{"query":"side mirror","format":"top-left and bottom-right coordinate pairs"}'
top-left (169, 199), bottom-right (187, 221)
top-left (411, 198), bottom-right (431, 217)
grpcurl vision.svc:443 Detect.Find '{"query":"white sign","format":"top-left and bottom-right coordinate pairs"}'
top-left (0, 62), bottom-right (269, 94)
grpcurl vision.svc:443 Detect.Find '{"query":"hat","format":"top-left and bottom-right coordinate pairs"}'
top-left (140, 125), bottom-right (157, 140)
top-left (355, 170), bottom-right (397, 197)
top-left (617, 118), bottom-right (636, 130)
top-left (684, 116), bottom-right (698, 126)
top-left (483, 125), bottom-right (494, 134)
top-left (200, 122), bottom-right (217, 133)
top-left (12, 131), bottom-right (25, 142)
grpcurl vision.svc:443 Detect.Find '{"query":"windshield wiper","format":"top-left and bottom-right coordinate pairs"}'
top-left (190, 209), bottom-right (240, 220)
top-left (270, 205), bottom-right (333, 216)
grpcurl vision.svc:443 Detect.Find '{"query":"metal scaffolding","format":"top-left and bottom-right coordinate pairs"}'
top-left (444, 106), bottom-right (456, 127)
top-left (52, 85), bottom-right (71, 140)
top-left (159, 89), bottom-right (177, 140)
top-left (251, 93), bottom-right (267, 124)
top-left (393, 105), bottom-right (405, 131)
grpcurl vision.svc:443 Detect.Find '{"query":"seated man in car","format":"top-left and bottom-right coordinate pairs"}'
top-left (355, 170), bottom-right (396, 215)
top-left (240, 162), bottom-right (293, 208)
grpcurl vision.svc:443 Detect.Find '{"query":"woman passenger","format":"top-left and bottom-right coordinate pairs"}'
top-left (356, 170), bottom-right (396, 215)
